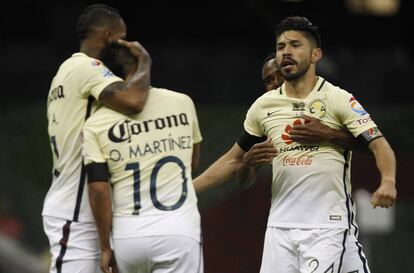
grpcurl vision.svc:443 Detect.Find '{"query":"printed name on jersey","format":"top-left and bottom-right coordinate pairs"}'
top-left (48, 85), bottom-right (65, 105)
top-left (108, 113), bottom-right (190, 143)
top-left (108, 135), bottom-right (192, 162)
top-left (308, 99), bottom-right (327, 118)
top-left (349, 97), bottom-right (368, 116)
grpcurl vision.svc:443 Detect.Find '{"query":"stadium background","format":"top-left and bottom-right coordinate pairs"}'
top-left (1, 0), bottom-right (413, 272)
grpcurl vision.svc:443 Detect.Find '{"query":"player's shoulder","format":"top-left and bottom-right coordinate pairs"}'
top-left (249, 89), bottom-right (277, 109)
top-left (62, 53), bottom-right (103, 70)
top-left (150, 86), bottom-right (195, 103)
top-left (320, 78), bottom-right (352, 98)
top-left (85, 106), bottom-right (121, 128)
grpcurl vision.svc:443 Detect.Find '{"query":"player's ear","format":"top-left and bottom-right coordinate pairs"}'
top-left (311, 48), bottom-right (322, 64)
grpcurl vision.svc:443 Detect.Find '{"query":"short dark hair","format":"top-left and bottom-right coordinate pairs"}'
top-left (99, 42), bottom-right (137, 80)
top-left (262, 52), bottom-right (275, 67)
top-left (76, 4), bottom-right (122, 42)
top-left (275, 16), bottom-right (321, 48)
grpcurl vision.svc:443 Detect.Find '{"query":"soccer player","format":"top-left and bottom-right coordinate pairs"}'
top-left (83, 42), bottom-right (203, 273)
top-left (262, 53), bottom-right (284, 91)
top-left (261, 53), bottom-right (359, 148)
top-left (237, 16), bottom-right (396, 272)
top-left (43, 4), bottom-right (151, 273)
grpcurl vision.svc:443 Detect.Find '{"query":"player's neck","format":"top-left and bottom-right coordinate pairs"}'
top-left (284, 71), bottom-right (318, 99)
top-left (80, 41), bottom-right (103, 59)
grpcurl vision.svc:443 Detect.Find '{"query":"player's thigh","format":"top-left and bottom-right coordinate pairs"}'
top-left (299, 228), bottom-right (348, 273)
top-left (260, 227), bottom-right (298, 273)
top-left (43, 216), bottom-right (100, 273)
top-left (340, 233), bottom-right (371, 273)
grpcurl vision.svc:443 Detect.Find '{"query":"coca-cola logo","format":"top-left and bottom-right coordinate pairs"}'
top-left (281, 119), bottom-right (307, 144)
top-left (282, 154), bottom-right (313, 166)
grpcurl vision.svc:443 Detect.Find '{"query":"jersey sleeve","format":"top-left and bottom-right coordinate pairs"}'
top-left (189, 97), bottom-right (203, 144)
top-left (336, 91), bottom-right (378, 137)
top-left (82, 120), bottom-right (106, 165)
top-left (77, 59), bottom-right (123, 99)
top-left (243, 101), bottom-right (264, 137)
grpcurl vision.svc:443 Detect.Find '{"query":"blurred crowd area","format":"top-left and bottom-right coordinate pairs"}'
top-left (1, 0), bottom-right (413, 272)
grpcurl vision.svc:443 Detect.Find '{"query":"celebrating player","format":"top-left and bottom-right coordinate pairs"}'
top-left (84, 42), bottom-right (204, 273)
top-left (43, 4), bottom-right (151, 273)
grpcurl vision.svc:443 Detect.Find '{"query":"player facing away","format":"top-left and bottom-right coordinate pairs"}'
top-left (237, 16), bottom-right (397, 273)
top-left (43, 4), bottom-right (151, 273)
top-left (83, 42), bottom-right (204, 273)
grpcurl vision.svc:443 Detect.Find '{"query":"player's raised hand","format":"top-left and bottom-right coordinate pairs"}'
top-left (371, 178), bottom-right (397, 208)
top-left (118, 39), bottom-right (151, 63)
top-left (241, 138), bottom-right (277, 167)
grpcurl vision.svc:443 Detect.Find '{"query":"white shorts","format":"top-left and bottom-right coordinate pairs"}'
top-left (42, 216), bottom-right (100, 273)
top-left (114, 235), bottom-right (204, 273)
top-left (260, 227), bottom-right (371, 273)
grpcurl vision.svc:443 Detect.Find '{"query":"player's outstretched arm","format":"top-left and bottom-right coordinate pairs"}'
top-left (99, 40), bottom-right (152, 115)
top-left (237, 138), bottom-right (277, 189)
top-left (368, 137), bottom-right (397, 208)
top-left (193, 143), bottom-right (246, 193)
top-left (289, 115), bottom-right (360, 150)
top-left (88, 181), bottom-right (118, 273)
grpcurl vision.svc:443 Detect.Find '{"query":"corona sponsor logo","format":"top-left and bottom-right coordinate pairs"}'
top-left (349, 97), bottom-right (367, 116)
top-left (108, 113), bottom-right (190, 143)
top-left (282, 154), bottom-right (313, 166)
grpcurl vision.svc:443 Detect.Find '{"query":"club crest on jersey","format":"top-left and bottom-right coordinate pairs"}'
top-left (349, 97), bottom-right (367, 116)
top-left (308, 99), bottom-right (326, 118)
top-left (292, 102), bottom-right (306, 111)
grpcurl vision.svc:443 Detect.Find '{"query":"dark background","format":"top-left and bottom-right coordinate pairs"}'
top-left (1, 0), bottom-right (413, 272)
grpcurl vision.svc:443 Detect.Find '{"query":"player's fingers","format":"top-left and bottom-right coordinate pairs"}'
top-left (301, 114), bottom-right (317, 121)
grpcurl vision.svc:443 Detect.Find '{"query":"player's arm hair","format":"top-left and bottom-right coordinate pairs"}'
top-left (367, 133), bottom-right (396, 183)
top-left (99, 42), bottom-right (152, 115)
top-left (193, 143), bottom-right (246, 193)
top-left (88, 181), bottom-right (112, 251)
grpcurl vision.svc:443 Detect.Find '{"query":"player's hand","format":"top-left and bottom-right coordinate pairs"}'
top-left (371, 178), bottom-right (397, 208)
top-left (289, 115), bottom-right (328, 144)
top-left (118, 39), bottom-right (151, 63)
top-left (100, 249), bottom-right (118, 273)
top-left (241, 138), bottom-right (277, 167)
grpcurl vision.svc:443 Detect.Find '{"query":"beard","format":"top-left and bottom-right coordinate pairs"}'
top-left (281, 61), bottom-right (310, 81)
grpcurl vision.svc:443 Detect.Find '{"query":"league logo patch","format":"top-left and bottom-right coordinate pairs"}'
top-left (102, 67), bottom-right (114, 78)
top-left (91, 60), bottom-right (101, 66)
top-left (309, 99), bottom-right (326, 118)
top-left (349, 97), bottom-right (367, 116)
